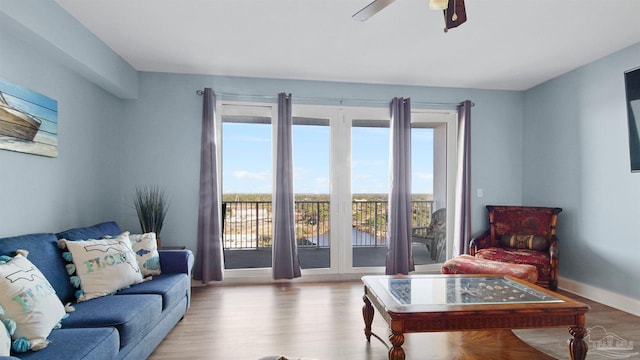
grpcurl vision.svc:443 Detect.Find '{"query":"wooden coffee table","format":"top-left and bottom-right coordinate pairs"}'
top-left (362, 274), bottom-right (590, 360)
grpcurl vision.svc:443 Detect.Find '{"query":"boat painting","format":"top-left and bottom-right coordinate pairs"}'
top-left (0, 92), bottom-right (42, 141)
top-left (0, 78), bottom-right (57, 157)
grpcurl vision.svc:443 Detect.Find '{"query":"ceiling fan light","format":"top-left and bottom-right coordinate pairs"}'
top-left (428, 0), bottom-right (448, 10)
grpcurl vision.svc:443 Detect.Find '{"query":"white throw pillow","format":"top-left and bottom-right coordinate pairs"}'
top-left (0, 252), bottom-right (66, 352)
top-left (0, 320), bottom-right (10, 356)
top-left (58, 232), bottom-right (143, 302)
top-left (129, 232), bottom-right (161, 277)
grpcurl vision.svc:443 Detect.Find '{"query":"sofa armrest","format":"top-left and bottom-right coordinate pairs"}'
top-left (159, 249), bottom-right (194, 277)
top-left (469, 230), bottom-right (490, 255)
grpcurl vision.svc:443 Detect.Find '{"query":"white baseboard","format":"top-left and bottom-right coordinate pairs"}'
top-left (559, 276), bottom-right (640, 317)
top-left (191, 271), bottom-right (377, 287)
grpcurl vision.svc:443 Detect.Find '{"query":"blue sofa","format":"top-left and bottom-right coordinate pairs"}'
top-left (0, 222), bottom-right (193, 360)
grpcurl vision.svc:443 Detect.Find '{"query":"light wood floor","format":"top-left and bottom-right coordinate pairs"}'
top-left (149, 282), bottom-right (640, 360)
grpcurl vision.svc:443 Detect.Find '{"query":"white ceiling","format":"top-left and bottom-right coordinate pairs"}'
top-left (55, 0), bottom-right (640, 91)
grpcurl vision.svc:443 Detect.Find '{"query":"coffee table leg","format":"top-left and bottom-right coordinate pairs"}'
top-left (567, 324), bottom-right (588, 360)
top-left (362, 294), bottom-right (374, 342)
top-left (389, 331), bottom-right (405, 360)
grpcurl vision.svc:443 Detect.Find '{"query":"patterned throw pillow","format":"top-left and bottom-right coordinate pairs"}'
top-left (259, 357), bottom-right (317, 360)
top-left (129, 232), bottom-right (162, 277)
top-left (0, 252), bottom-right (66, 353)
top-left (499, 234), bottom-right (548, 251)
top-left (0, 321), bottom-right (9, 356)
top-left (58, 232), bottom-right (143, 302)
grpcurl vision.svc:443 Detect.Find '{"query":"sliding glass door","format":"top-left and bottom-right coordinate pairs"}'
top-left (292, 117), bottom-right (330, 269)
top-left (221, 104), bottom-right (274, 269)
top-left (351, 117), bottom-right (390, 268)
top-left (219, 101), bottom-right (456, 276)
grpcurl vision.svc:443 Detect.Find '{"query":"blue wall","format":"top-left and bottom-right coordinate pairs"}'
top-left (0, 0), bottom-right (138, 98)
top-left (523, 42), bottom-right (640, 299)
top-left (116, 72), bottom-right (525, 253)
top-left (0, 2), bottom-right (525, 247)
top-left (0, 13), bottom-right (123, 235)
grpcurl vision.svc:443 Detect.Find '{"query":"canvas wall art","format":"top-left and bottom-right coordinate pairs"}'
top-left (0, 78), bottom-right (58, 157)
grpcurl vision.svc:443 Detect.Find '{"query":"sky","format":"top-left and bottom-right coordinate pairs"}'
top-left (222, 122), bottom-right (434, 195)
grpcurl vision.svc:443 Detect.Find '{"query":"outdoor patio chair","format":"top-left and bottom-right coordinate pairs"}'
top-left (411, 208), bottom-right (446, 262)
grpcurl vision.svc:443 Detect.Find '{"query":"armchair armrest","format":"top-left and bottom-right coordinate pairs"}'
top-left (469, 230), bottom-right (490, 255)
top-left (548, 235), bottom-right (559, 291)
top-left (159, 249), bottom-right (194, 277)
top-left (548, 235), bottom-right (559, 260)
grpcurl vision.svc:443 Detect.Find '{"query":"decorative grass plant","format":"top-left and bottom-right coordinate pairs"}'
top-left (134, 185), bottom-right (169, 238)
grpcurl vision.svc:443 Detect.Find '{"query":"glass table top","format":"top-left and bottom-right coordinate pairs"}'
top-left (363, 275), bottom-right (562, 308)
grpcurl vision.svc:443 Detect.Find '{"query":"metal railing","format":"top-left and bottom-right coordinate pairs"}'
top-left (222, 199), bottom-right (434, 250)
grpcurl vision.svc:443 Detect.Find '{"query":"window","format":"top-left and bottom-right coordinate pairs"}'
top-left (219, 101), bottom-right (456, 277)
top-left (292, 118), bottom-right (330, 269)
top-left (411, 126), bottom-right (436, 265)
top-left (351, 120), bottom-right (389, 268)
top-left (221, 104), bottom-right (273, 269)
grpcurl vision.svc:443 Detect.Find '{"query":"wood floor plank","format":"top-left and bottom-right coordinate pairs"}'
top-left (150, 282), bottom-right (640, 360)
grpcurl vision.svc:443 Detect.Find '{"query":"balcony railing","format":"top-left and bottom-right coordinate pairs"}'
top-left (223, 199), bottom-right (434, 250)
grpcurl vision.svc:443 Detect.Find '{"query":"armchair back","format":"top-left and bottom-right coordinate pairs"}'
top-left (488, 206), bottom-right (562, 250)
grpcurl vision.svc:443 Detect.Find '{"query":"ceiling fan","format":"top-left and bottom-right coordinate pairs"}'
top-left (352, 0), bottom-right (467, 32)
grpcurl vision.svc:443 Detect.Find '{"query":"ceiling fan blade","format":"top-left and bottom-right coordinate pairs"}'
top-left (352, 0), bottom-right (397, 21)
top-left (444, 0), bottom-right (467, 31)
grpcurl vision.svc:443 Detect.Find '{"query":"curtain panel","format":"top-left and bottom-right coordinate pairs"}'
top-left (272, 93), bottom-right (302, 279)
top-left (193, 88), bottom-right (224, 283)
top-left (385, 97), bottom-right (415, 275)
top-left (454, 100), bottom-right (472, 255)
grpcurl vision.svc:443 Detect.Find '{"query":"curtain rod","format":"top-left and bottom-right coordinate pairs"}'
top-left (195, 90), bottom-right (474, 108)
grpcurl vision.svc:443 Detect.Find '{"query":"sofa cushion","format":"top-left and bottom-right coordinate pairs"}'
top-left (116, 273), bottom-right (189, 311)
top-left (114, 296), bottom-right (188, 360)
top-left (128, 233), bottom-right (161, 277)
top-left (56, 222), bottom-right (121, 242)
top-left (0, 253), bottom-right (66, 352)
top-left (0, 234), bottom-right (74, 304)
top-left (15, 327), bottom-right (118, 360)
top-left (61, 294), bottom-right (162, 348)
top-left (475, 247), bottom-right (551, 283)
top-left (441, 254), bottom-right (539, 284)
top-left (58, 233), bottom-right (143, 302)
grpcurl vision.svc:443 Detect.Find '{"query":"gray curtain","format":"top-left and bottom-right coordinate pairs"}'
top-left (454, 100), bottom-right (472, 255)
top-left (272, 93), bottom-right (301, 279)
top-left (385, 97), bottom-right (414, 275)
top-left (193, 88), bottom-right (224, 283)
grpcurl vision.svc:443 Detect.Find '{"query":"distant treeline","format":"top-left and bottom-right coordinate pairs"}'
top-left (222, 193), bottom-right (433, 202)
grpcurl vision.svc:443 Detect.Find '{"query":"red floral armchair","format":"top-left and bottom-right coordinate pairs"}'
top-left (469, 205), bottom-right (562, 290)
